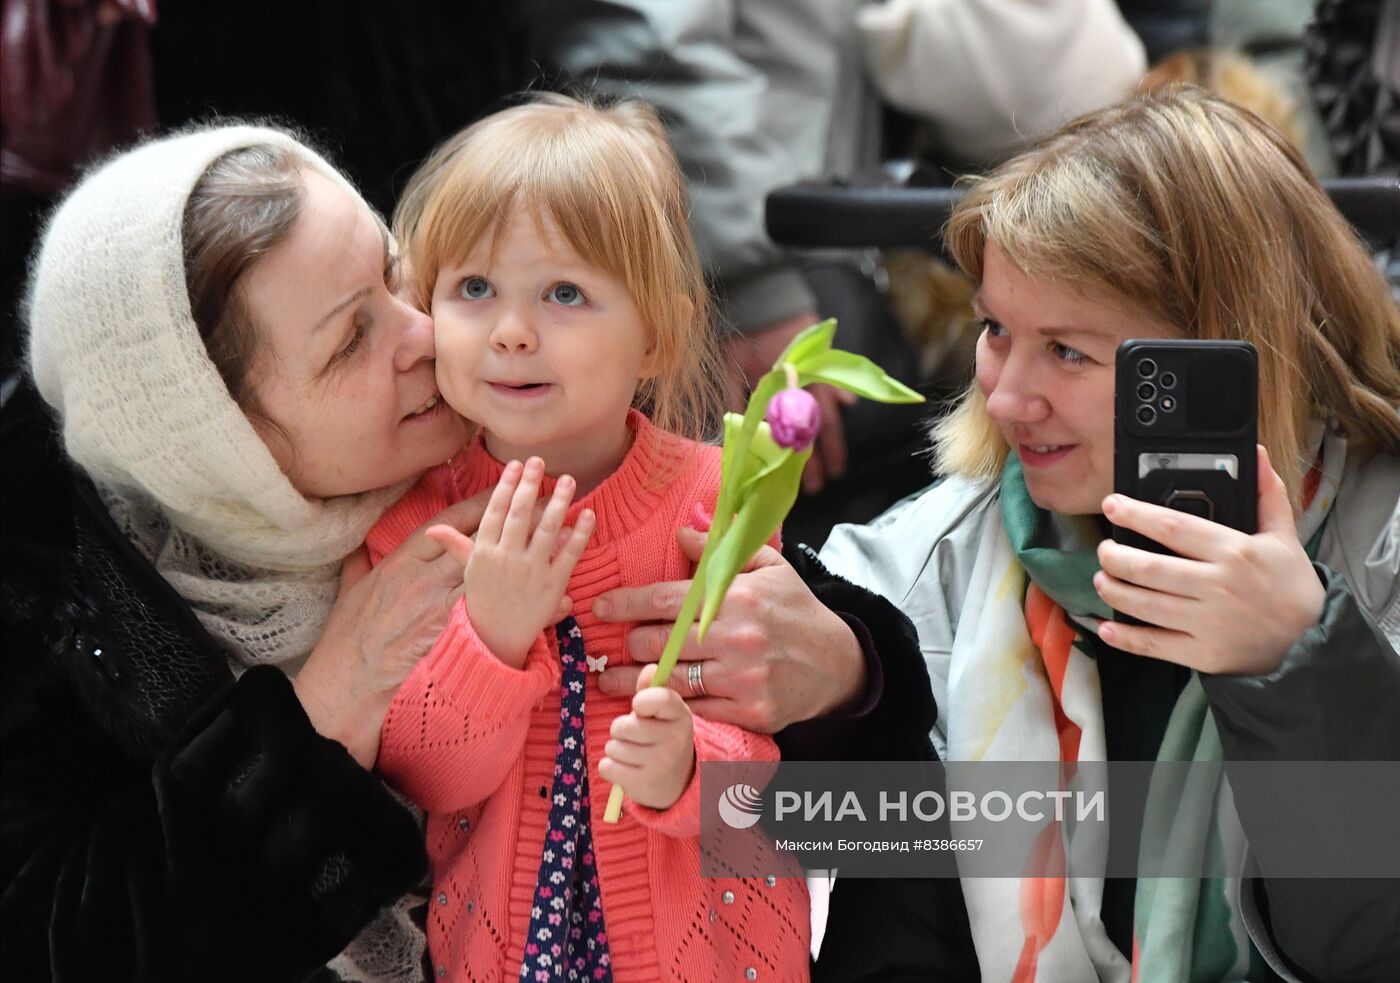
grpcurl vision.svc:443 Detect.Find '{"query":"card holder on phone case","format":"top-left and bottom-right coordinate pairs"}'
top-left (1115, 466), bottom-right (1256, 556)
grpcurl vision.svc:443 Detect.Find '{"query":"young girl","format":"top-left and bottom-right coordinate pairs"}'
top-left (365, 94), bottom-right (811, 982)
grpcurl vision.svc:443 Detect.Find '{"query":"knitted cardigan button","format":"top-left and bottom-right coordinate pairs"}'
top-left (708, 908), bottom-right (717, 923)
top-left (437, 893), bottom-right (448, 906)
top-left (765, 875), bottom-right (777, 887)
top-left (746, 968), bottom-right (758, 979)
top-left (436, 967), bottom-right (446, 978)
top-left (722, 890), bottom-right (735, 905)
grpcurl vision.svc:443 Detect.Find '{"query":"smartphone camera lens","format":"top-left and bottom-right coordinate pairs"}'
top-left (1136, 404), bottom-right (1157, 425)
top-left (1137, 382), bottom-right (1156, 401)
top-left (1160, 371), bottom-right (1177, 389)
top-left (1137, 358), bottom-right (1157, 379)
top-left (1159, 395), bottom-right (1177, 412)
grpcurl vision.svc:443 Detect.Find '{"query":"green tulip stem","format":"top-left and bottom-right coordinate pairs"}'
top-left (602, 549), bottom-right (712, 823)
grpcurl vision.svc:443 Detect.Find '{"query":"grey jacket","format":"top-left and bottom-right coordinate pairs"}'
top-left (543, 0), bottom-right (1144, 334)
top-left (820, 447), bottom-right (1400, 981)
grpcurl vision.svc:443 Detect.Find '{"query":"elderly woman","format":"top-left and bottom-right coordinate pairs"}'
top-left (1, 125), bottom-right (483, 983)
top-left (1, 123), bottom-right (930, 982)
top-left (593, 88), bottom-right (1400, 982)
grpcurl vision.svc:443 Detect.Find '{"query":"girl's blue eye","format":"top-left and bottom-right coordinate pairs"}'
top-left (1050, 340), bottom-right (1087, 364)
top-left (977, 317), bottom-right (1004, 337)
top-left (460, 276), bottom-right (494, 300)
top-left (547, 282), bottom-right (585, 306)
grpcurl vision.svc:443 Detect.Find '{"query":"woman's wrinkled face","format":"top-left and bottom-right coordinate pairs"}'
top-left (975, 243), bottom-right (1179, 515)
top-left (241, 170), bottom-right (468, 498)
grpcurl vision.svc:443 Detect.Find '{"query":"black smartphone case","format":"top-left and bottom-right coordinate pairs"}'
top-left (1112, 340), bottom-right (1258, 624)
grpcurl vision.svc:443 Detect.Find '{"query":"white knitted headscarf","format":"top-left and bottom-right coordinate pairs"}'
top-left (27, 125), bottom-right (409, 676)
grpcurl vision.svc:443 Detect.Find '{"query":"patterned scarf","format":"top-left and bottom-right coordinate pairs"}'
top-left (947, 431), bottom-right (1341, 982)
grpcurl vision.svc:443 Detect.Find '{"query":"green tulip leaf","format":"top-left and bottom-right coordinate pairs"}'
top-left (720, 420), bottom-right (793, 518)
top-left (797, 349), bottom-right (924, 404)
top-left (697, 448), bottom-right (808, 638)
top-left (741, 447), bottom-right (794, 500)
top-left (713, 373), bottom-right (784, 528)
top-left (718, 412), bottom-right (749, 492)
top-left (776, 317), bottom-right (837, 368)
top-left (748, 420), bottom-right (789, 466)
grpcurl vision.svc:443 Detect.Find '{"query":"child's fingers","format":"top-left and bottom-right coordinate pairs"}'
top-left (553, 594), bottom-right (573, 623)
top-left (529, 474), bottom-right (576, 560)
top-left (631, 686), bottom-right (688, 721)
top-left (550, 509), bottom-right (595, 577)
top-left (478, 460), bottom-right (523, 543)
top-left (425, 524), bottom-right (474, 568)
top-left (598, 756), bottom-right (641, 788)
top-left (542, 513), bottom-right (594, 611)
top-left (603, 737), bottom-right (649, 767)
top-left (500, 457), bottom-right (545, 549)
top-left (551, 526), bottom-right (575, 560)
top-left (610, 711), bottom-right (654, 745)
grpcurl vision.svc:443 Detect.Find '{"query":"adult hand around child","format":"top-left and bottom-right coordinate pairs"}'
top-left (724, 309), bottom-right (857, 494)
top-left (599, 664), bottom-right (696, 810)
top-left (592, 527), bottom-right (866, 733)
top-left (294, 490), bottom-right (494, 769)
top-left (1093, 446), bottom-right (1326, 675)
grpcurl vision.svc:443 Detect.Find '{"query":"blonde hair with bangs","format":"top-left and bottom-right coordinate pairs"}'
top-left (935, 86), bottom-right (1400, 507)
top-left (393, 92), bottom-right (722, 445)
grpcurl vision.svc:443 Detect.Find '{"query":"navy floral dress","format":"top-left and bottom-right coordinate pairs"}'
top-left (519, 616), bottom-right (613, 982)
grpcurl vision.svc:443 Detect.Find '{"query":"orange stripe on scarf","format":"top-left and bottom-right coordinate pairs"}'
top-left (1013, 583), bottom-right (1085, 981)
top-left (1302, 455), bottom-right (1322, 511)
top-left (1026, 583), bottom-right (1083, 764)
top-left (1014, 823), bottom-right (1068, 982)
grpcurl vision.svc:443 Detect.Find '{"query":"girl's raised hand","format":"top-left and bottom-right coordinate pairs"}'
top-left (431, 457), bottom-right (594, 667)
top-left (1093, 445), bottom-right (1325, 675)
top-left (295, 491), bottom-right (494, 768)
top-left (598, 664), bottom-right (696, 810)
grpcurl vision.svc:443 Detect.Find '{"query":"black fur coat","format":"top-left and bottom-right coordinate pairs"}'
top-left (1, 380), bottom-right (428, 982)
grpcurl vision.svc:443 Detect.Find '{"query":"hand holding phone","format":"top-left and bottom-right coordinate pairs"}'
top-left (1098, 340), bottom-right (1324, 673)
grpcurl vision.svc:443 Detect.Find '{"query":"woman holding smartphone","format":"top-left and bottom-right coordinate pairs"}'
top-left (817, 86), bottom-right (1400, 982)
top-left (593, 87), bottom-right (1400, 981)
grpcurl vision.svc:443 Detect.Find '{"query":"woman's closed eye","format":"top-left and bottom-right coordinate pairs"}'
top-left (546, 282), bottom-right (586, 307)
top-left (336, 322), bottom-right (366, 362)
top-left (459, 275), bottom-right (495, 300)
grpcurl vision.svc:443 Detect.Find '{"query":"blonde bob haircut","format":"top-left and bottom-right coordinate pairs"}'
top-left (393, 91), bottom-right (722, 445)
top-left (936, 86), bottom-right (1400, 508)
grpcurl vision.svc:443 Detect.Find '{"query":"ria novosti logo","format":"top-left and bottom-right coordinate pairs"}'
top-left (718, 783), bottom-right (764, 829)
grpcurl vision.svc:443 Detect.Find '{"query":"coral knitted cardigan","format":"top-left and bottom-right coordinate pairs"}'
top-left (366, 412), bottom-right (810, 982)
